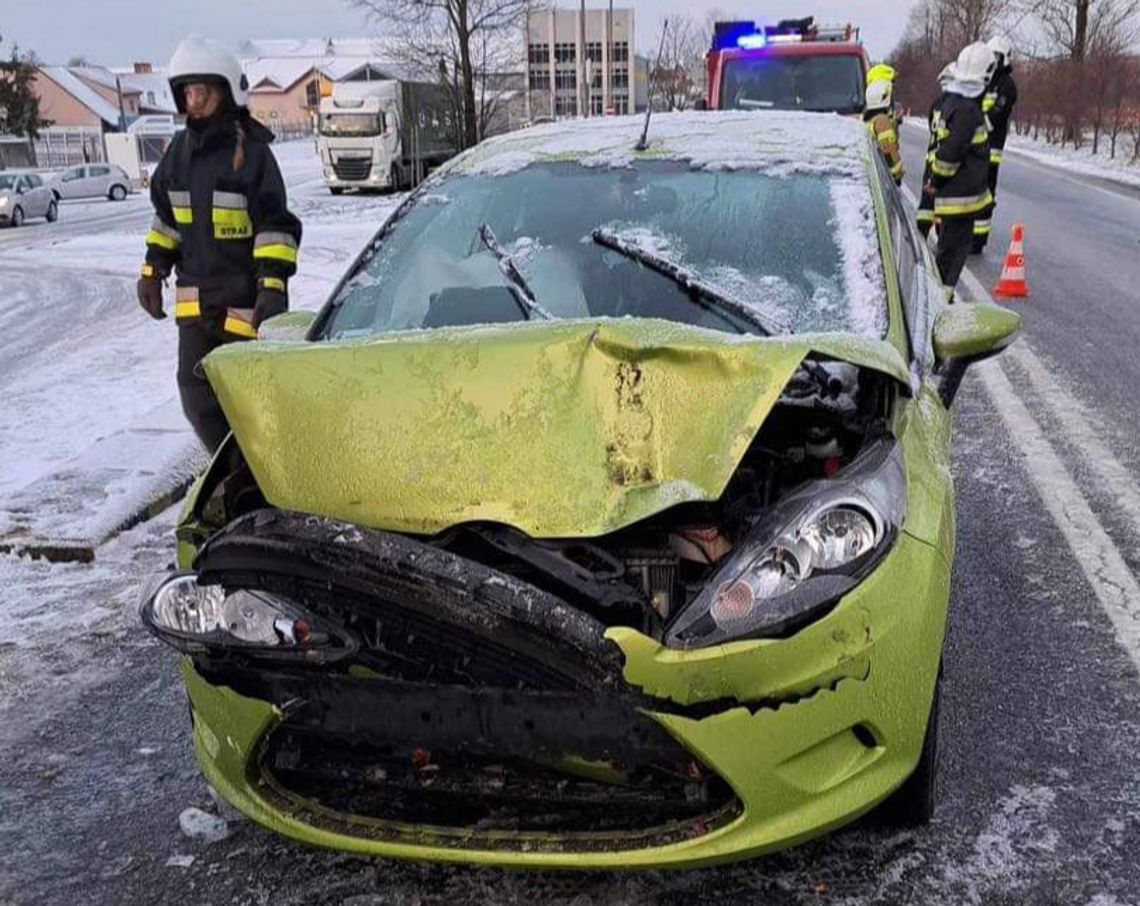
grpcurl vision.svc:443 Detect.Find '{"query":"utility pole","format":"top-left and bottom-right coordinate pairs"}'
top-left (579, 0), bottom-right (587, 116)
top-left (115, 74), bottom-right (127, 132)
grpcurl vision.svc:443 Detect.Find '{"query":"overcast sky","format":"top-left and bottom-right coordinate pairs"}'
top-left (3, 0), bottom-right (909, 67)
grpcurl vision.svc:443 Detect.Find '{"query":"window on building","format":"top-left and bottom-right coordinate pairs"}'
top-left (555, 69), bottom-right (577, 91)
top-left (555, 42), bottom-right (577, 64)
top-left (612, 41), bottom-right (629, 63)
top-left (305, 79), bottom-right (320, 109)
top-left (586, 42), bottom-right (603, 63)
top-left (613, 68), bottom-right (629, 89)
top-left (529, 69), bottom-right (551, 91)
top-left (528, 43), bottom-right (550, 65)
top-left (554, 95), bottom-right (578, 117)
top-left (591, 70), bottom-right (603, 89)
top-left (591, 94), bottom-right (604, 115)
top-left (614, 94), bottom-right (629, 115)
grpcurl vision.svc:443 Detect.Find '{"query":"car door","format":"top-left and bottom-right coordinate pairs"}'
top-left (87, 165), bottom-right (112, 197)
top-left (58, 165), bottom-right (86, 199)
top-left (28, 175), bottom-right (51, 216)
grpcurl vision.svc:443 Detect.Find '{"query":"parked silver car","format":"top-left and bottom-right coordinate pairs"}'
top-left (50, 163), bottom-right (133, 201)
top-left (0, 172), bottom-right (58, 227)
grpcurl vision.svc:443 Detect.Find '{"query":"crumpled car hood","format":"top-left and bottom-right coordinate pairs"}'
top-left (203, 318), bottom-right (909, 538)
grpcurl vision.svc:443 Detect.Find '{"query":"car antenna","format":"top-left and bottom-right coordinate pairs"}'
top-left (635, 18), bottom-right (669, 152)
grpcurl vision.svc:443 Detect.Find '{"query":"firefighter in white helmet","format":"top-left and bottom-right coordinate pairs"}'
top-left (864, 80), bottom-right (903, 185)
top-left (916, 62), bottom-right (957, 239)
top-left (972, 36), bottom-right (1018, 253)
top-left (137, 35), bottom-right (302, 452)
top-left (924, 43), bottom-right (995, 299)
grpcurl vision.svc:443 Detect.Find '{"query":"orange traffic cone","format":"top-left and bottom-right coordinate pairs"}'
top-left (994, 223), bottom-right (1030, 299)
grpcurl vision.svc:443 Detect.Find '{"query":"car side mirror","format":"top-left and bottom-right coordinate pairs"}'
top-left (932, 302), bottom-right (1021, 407)
top-left (258, 310), bottom-right (317, 342)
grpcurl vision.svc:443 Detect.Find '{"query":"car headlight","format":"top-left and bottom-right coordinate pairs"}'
top-left (140, 573), bottom-right (356, 662)
top-left (666, 440), bottom-right (906, 648)
top-left (0, 196), bottom-right (9, 211)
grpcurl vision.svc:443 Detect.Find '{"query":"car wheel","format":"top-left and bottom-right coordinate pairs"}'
top-left (330, 187), bottom-right (344, 195)
top-left (45, 200), bottom-right (58, 222)
top-left (52, 189), bottom-right (61, 202)
top-left (10, 205), bottom-right (24, 228)
top-left (109, 184), bottom-right (128, 201)
top-left (874, 663), bottom-right (942, 828)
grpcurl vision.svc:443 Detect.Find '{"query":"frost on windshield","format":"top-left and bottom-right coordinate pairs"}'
top-left (829, 179), bottom-right (888, 338)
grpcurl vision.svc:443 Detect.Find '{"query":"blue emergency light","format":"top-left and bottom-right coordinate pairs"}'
top-left (737, 33), bottom-right (767, 49)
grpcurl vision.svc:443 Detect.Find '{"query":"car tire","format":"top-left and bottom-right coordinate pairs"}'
top-left (45, 200), bottom-right (58, 222)
top-left (52, 189), bottom-right (61, 202)
top-left (330, 187), bottom-right (344, 195)
top-left (109, 184), bottom-right (128, 201)
top-left (10, 205), bottom-right (24, 228)
top-left (874, 663), bottom-right (942, 828)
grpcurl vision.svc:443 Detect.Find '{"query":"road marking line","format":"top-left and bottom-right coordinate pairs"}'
top-left (1004, 341), bottom-right (1140, 539)
top-left (975, 359), bottom-right (1140, 673)
top-left (899, 184), bottom-right (1140, 673)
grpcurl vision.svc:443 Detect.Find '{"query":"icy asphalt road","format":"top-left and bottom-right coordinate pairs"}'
top-left (3, 136), bottom-right (1140, 906)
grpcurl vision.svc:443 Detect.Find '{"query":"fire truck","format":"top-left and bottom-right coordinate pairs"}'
top-left (704, 17), bottom-right (870, 115)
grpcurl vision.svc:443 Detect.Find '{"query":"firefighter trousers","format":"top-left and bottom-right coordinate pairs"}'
top-left (936, 217), bottom-right (975, 299)
top-left (177, 321), bottom-right (237, 453)
top-left (972, 161), bottom-right (1002, 251)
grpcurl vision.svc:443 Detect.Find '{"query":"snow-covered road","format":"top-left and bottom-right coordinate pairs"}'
top-left (0, 139), bottom-right (401, 669)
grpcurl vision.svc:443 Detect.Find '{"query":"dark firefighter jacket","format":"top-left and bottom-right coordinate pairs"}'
top-left (983, 67), bottom-right (1018, 162)
top-left (866, 112), bottom-right (903, 185)
top-left (143, 110), bottom-right (302, 338)
top-left (929, 92), bottom-right (992, 219)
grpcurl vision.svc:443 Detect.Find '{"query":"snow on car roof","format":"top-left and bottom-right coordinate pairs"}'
top-left (448, 110), bottom-right (872, 180)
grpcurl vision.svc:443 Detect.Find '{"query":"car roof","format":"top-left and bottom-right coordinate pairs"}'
top-left (444, 110), bottom-right (873, 181)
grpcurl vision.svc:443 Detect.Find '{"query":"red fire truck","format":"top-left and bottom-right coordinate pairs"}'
top-left (704, 17), bottom-right (870, 115)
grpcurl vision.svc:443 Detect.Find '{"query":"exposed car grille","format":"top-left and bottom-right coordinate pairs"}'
top-left (333, 156), bottom-right (372, 180)
top-left (259, 723), bottom-right (742, 852)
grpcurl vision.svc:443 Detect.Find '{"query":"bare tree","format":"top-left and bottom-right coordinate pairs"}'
top-left (651, 14), bottom-right (703, 110)
top-left (350, 0), bottom-right (531, 149)
top-left (1028, 0), bottom-right (1138, 61)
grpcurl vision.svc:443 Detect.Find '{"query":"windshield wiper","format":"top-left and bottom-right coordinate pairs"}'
top-left (591, 228), bottom-right (791, 336)
top-left (477, 224), bottom-right (553, 321)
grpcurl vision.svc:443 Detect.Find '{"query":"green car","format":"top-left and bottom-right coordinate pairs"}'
top-left (140, 111), bottom-right (1019, 869)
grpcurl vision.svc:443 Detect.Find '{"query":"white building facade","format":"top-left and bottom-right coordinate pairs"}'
top-left (525, 6), bottom-right (635, 120)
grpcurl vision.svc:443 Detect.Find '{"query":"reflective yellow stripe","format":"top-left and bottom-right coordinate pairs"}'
top-left (175, 301), bottom-right (201, 319)
top-left (915, 209), bottom-right (936, 223)
top-left (990, 150), bottom-right (1004, 164)
top-left (223, 316), bottom-right (258, 338)
top-left (878, 128), bottom-right (897, 144)
top-left (889, 160), bottom-right (904, 177)
top-left (973, 220), bottom-right (992, 236)
top-left (172, 206), bottom-right (193, 224)
top-left (140, 264), bottom-right (155, 278)
top-left (212, 207), bottom-right (253, 239)
top-left (972, 127), bottom-right (989, 145)
top-left (982, 94), bottom-right (997, 112)
top-left (931, 158), bottom-right (959, 177)
top-left (253, 244), bottom-right (298, 264)
top-left (261, 277), bottom-right (286, 292)
top-left (935, 191), bottom-right (992, 215)
top-left (146, 229), bottom-right (179, 250)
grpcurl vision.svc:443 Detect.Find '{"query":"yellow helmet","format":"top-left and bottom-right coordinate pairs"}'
top-left (867, 63), bottom-right (897, 86)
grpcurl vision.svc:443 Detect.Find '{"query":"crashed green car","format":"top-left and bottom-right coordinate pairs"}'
top-left (141, 111), bottom-right (1019, 868)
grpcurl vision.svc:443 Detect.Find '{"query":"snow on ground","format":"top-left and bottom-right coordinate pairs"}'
top-left (0, 138), bottom-right (402, 652)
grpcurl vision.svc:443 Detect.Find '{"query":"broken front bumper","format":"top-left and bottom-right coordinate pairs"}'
top-left (179, 511), bottom-right (950, 869)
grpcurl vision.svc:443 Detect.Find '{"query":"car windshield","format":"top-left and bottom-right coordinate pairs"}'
top-left (319, 112), bottom-right (384, 136)
top-left (0, 175), bottom-right (15, 190)
top-left (321, 160), bottom-right (886, 340)
top-left (722, 55), bottom-right (865, 114)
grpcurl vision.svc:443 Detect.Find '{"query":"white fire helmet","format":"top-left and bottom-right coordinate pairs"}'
top-left (988, 35), bottom-right (1013, 68)
top-left (865, 80), bottom-right (892, 113)
top-left (938, 62), bottom-right (957, 86)
top-left (168, 35), bottom-right (249, 112)
top-left (955, 41), bottom-right (998, 85)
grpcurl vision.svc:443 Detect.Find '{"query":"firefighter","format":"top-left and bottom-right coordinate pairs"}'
top-left (865, 81), bottom-right (903, 185)
top-left (972, 36), bottom-right (1018, 253)
top-left (916, 62), bottom-right (956, 239)
top-left (925, 42), bottom-right (995, 299)
top-left (866, 62), bottom-right (900, 127)
top-left (136, 36), bottom-right (302, 452)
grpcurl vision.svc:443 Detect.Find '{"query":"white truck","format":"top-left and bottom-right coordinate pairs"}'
top-left (316, 80), bottom-right (457, 194)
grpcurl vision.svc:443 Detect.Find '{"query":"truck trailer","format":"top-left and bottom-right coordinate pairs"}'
top-left (316, 80), bottom-right (457, 194)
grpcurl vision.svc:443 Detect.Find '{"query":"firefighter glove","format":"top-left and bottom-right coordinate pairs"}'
top-left (252, 287), bottom-right (288, 329)
top-left (137, 275), bottom-right (166, 320)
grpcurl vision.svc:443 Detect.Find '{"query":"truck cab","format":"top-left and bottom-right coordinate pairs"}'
top-left (705, 17), bottom-right (869, 115)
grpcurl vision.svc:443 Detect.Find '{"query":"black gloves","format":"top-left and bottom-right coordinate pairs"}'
top-left (252, 288), bottom-right (287, 329)
top-left (137, 275), bottom-right (166, 320)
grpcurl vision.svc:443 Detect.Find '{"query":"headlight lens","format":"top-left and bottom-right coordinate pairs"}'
top-left (666, 440), bottom-right (906, 648)
top-left (0, 196), bottom-right (9, 210)
top-left (140, 573), bottom-right (353, 661)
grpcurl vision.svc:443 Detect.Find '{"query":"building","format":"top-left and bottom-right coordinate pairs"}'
top-left (112, 63), bottom-right (180, 116)
top-left (525, 6), bottom-right (637, 120)
top-left (29, 66), bottom-right (141, 165)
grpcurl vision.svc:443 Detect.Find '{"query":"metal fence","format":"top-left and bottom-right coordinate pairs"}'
top-left (270, 121), bottom-right (316, 142)
top-left (32, 127), bottom-right (106, 169)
